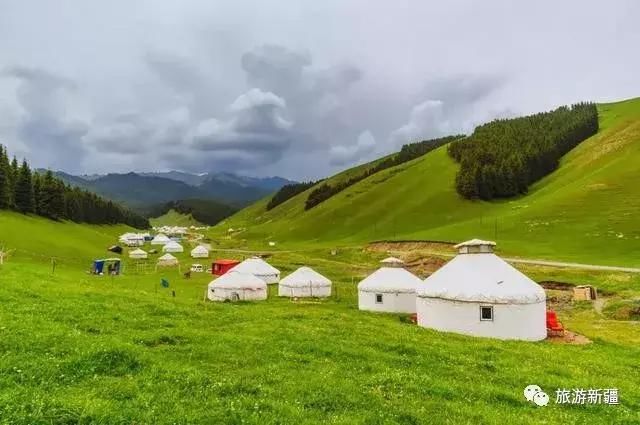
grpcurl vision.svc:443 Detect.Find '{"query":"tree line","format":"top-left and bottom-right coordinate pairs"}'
top-left (266, 180), bottom-right (318, 211)
top-left (146, 199), bottom-right (237, 225)
top-left (305, 135), bottom-right (463, 210)
top-left (0, 144), bottom-right (149, 228)
top-left (448, 103), bottom-right (598, 200)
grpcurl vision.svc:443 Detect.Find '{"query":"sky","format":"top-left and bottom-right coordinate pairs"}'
top-left (0, 1), bottom-right (638, 180)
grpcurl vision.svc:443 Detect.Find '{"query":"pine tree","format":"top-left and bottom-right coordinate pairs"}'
top-left (0, 146), bottom-right (11, 209)
top-left (38, 171), bottom-right (56, 218)
top-left (14, 160), bottom-right (35, 213)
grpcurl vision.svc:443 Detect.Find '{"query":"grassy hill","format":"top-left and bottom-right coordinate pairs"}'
top-left (0, 211), bottom-right (131, 266)
top-left (214, 98), bottom-right (640, 266)
top-left (149, 209), bottom-right (203, 228)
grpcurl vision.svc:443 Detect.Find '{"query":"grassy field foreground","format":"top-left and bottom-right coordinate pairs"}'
top-left (1, 244), bottom-right (640, 424)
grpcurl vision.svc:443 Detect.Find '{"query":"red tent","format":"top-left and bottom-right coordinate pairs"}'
top-left (212, 259), bottom-right (240, 276)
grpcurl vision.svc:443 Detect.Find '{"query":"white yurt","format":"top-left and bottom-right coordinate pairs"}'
top-left (230, 257), bottom-right (280, 284)
top-left (190, 245), bottom-right (209, 258)
top-left (151, 233), bottom-right (171, 245)
top-left (162, 241), bottom-right (184, 253)
top-left (417, 239), bottom-right (547, 341)
top-left (278, 266), bottom-right (332, 298)
top-left (357, 257), bottom-right (422, 313)
top-left (207, 271), bottom-right (267, 302)
top-left (129, 248), bottom-right (148, 259)
top-left (157, 253), bottom-right (179, 267)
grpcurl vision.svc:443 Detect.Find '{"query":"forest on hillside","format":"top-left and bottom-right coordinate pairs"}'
top-left (267, 180), bottom-right (318, 211)
top-left (0, 145), bottom-right (149, 228)
top-left (304, 135), bottom-right (463, 210)
top-left (448, 102), bottom-right (598, 200)
top-left (146, 199), bottom-right (237, 225)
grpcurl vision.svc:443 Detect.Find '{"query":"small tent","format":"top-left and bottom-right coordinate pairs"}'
top-left (157, 253), bottom-right (179, 267)
top-left (162, 241), bottom-right (184, 253)
top-left (230, 256), bottom-right (280, 283)
top-left (190, 245), bottom-right (209, 258)
top-left (357, 258), bottom-right (422, 313)
top-left (92, 258), bottom-right (121, 275)
top-left (207, 271), bottom-right (267, 302)
top-left (129, 248), bottom-right (148, 259)
top-left (212, 259), bottom-right (240, 276)
top-left (107, 245), bottom-right (123, 254)
top-left (417, 239), bottom-right (547, 341)
top-left (151, 233), bottom-right (170, 245)
top-left (279, 266), bottom-right (332, 298)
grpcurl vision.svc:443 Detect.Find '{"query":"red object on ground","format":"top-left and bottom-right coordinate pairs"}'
top-left (212, 259), bottom-right (240, 275)
top-left (546, 310), bottom-right (565, 336)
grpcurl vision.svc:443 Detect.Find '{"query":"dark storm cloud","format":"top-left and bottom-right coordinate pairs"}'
top-left (0, 1), bottom-right (638, 178)
top-left (1, 66), bottom-right (88, 172)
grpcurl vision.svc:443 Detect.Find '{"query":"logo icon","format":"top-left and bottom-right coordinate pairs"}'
top-left (524, 384), bottom-right (549, 407)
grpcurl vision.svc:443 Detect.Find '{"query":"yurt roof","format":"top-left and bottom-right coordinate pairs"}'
top-left (158, 253), bottom-right (177, 261)
top-left (358, 267), bottom-right (422, 293)
top-left (280, 266), bottom-right (331, 288)
top-left (208, 271), bottom-right (266, 290)
top-left (191, 245), bottom-right (209, 254)
top-left (164, 241), bottom-right (183, 249)
top-left (417, 253), bottom-right (545, 304)
top-left (454, 239), bottom-right (496, 249)
top-left (130, 248), bottom-right (147, 255)
top-left (152, 234), bottom-right (170, 241)
top-left (231, 257), bottom-right (280, 275)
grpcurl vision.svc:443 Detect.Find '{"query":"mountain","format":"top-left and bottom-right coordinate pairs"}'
top-left (139, 171), bottom-right (209, 187)
top-left (207, 172), bottom-right (296, 191)
top-left (52, 171), bottom-right (290, 211)
top-left (213, 97), bottom-right (640, 267)
top-left (139, 170), bottom-right (296, 191)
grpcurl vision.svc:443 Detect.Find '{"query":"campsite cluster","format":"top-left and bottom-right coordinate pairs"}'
top-left (109, 231), bottom-right (556, 342)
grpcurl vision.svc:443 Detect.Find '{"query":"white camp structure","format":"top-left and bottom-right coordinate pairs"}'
top-left (230, 257), bottom-right (280, 284)
top-left (417, 239), bottom-right (547, 341)
top-left (207, 271), bottom-right (267, 302)
top-left (157, 253), bottom-right (179, 267)
top-left (279, 266), bottom-right (332, 298)
top-left (162, 241), bottom-right (184, 253)
top-left (129, 248), bottom-right (148, 260)
top-left (357, 257), bottom-right (422, 313)
top-left (119, 233), bottom-right (145, 247)
top-left (190, 245), bottom-right (209, 258)
top-left (150, 233), bottom-right (171, 245)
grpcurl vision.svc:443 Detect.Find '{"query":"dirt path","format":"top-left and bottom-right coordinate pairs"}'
top-left (208, 247), bottom-right (640, 274)
top-left (504, 258), bottom-right (640, 274)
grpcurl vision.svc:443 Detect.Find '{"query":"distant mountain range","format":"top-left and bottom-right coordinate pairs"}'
top-left (48, 170), bottom-right (296, 211)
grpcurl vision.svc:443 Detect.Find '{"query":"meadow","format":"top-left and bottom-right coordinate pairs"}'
top-left (215, 98), bottom-right (640, 267)
top-left (1, 223), bottom-right (640, 423)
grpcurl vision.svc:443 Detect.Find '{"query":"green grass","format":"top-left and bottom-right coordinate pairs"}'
top-left (149, 209), bottom-right (204, 228)
top-left (214, 97), bottom-right (640, 266)
top-left (2, 212), bottom-right (640, 422)
top-left (1, 247), bottom-right (640, 423)
top-left (0, 211), bottom-right (132, 266)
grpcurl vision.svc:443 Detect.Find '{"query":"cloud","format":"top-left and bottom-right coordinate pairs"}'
top-left (389, 100), bottom-right (449, 147)
top-left (192, 88), bottom-right (292, 155)
top-left (0, 66), bottom-right (88, 172)
top-left (1, 2), bottom-right (638, 179)
top-left (329, 130), bottom-right (377, 166)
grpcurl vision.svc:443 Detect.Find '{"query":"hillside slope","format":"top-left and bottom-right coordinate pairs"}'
top-left (215, 98), bottom-right (640, 266)
top-left (0, 211), bottom-right (130, 265)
